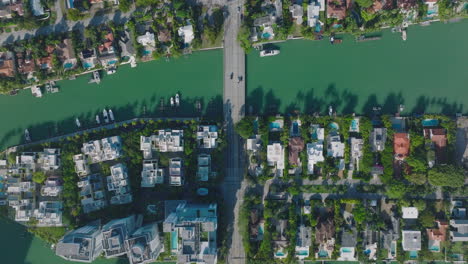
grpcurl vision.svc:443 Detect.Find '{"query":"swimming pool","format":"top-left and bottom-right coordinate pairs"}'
top-left (409, 251), bottom-right (418, 258)
top-left (341, 247), bottom-right (353, 253)
top-left (422, 119), bottom-right (439, 127)
top-left (64, 63), bottom-right (74, 69)
top-left (83, 62), bottom-right (93, 69)
top-left (275, 251), bottom-right (285, 257)
top-left (429, 245), bottom-right (440, 251)
top-left (171, 230), bottom-right (178, 250)
top-left (350, 119), bottom-right (359, 131)
top-left (318, 250), bottom-right (328, 257)
top-left (270, 122), bottom-right (281, 130)
top-left (262, 32), bottom-right (271, 39)
top-left (329, 122), bottom-right (339, 130)
top-left (292, 122), bottom-right (299, 135)
top-left (297, 250), bottom-right (308, 256)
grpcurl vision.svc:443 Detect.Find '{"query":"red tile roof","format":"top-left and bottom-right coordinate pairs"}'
top-left (427, 220), bottom-right (448, 242)
top-left (327, 0), bottom-right (347, 20)
top-left (289, 137), bottom-right (305, 166)
top-left (394, 133), bottom-right (410, 159)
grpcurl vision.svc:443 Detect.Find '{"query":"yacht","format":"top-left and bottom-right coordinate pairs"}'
top-left (260, 49), bottom-right (280, 57)
top-left (402, 29), bottom-right (407, 41)
top-left (31, 86), bottom-right (42, 98)
top-left (96, 115), bottom-right (100, 124)
top-left (175, 93), bottom-right (180, 107)
top-left (170, 97), bottom-right (174, 107)
top-left (103, 109), bottom-right (109, 123)
top-left (24, 129), bottom-right (31, 142)
top-left (329, 105), bottom-right (333, 116)
top-left (75, 118), bottom-right (81, 128)
top-left (109, 109), bottom-right (114, 122)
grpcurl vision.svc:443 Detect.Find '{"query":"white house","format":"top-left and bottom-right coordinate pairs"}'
top-left (307, 142), bottom-right (324, 173)
top-left (402, 207), bottom-right (419, 219)
top-left (38, 148), bottom-right (60, 171)
top-left (196, 125), bottom-right (218, 149)
top-left (402, 230), bottom-right (421, 251)
top-left (178, 25), bottom-right (194, 45)
top-left (141, 160), bottom-right (164, 187)
top-left (307, 2), bottom-right (320, 27)
top-left (327, 134), bottom-right (345, 158)
top-left (33, 201), bottom-right (63, 227)
top-left (267, 143), bottom-right (285, 170)
top-left (137, 32), bottom-right (156, 48)
top-left (107, 164), bottom-right (132, 205)
top-left (289, 4), bottom-right (303, 25)
top-left (73, 154), bottom-right (90, 177)
top-left (169, 158), bottom-right (183, 186)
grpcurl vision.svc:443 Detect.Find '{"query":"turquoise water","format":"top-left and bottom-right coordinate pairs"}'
top-left (341, 247), bottom-right (352, 253)
top-left (275, 251), bottom-right (285, 256)
top-left (318, 250), bottom-right (328, 257)
top-left (430, 245), bottom-right (440, 251)
top-left (171, 230), bottom-right (178, 250)
top-left (297, 250), bottom-right (308, 255)
top-left (83, 62), bottom-right (93, 68)
top-left (410, 251), bottom-right (418, 258)
top-left (262, 32), bottom-right (271, 39)
top-left (64, 63), bottom-right (73, 69)
top-left (422, 119), bottom-right (439, 127)
top-left (329, 122), bottom-right (339, 130)
top-left (351, 119), bottom-right (358, 131)
top-left (292, 121), bottom-right (299, 134)
top-left (270, 122), bottom-right (281, 129)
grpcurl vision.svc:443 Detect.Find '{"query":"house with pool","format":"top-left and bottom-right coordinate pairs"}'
top-left (107, 163), bottom-right (132, 205)
top-left (56, 38), bottom-right (77, 70)
top-left (380, 215), bottom-right (400, 260)
top-left (402, 230), bottom-right (421, 259)
top-left (197, 125), bottom-right (218, 149)
top-left (78, 174), bottom-right (108, 214)
top-left (315, 217), bottom-right (335, 259)
top-left (307, 124), bottom-right (325, 174)
top-left (98, 31), bottom-right (118, 68)
top-left (273, 219), bottom-right (289, 259)
top-left (124, 222), bottom-right (163, 264)
top-left (163, 201), bottom-right (218, 264)
top-left (426, 220), bottom-right (448, 252)
top-left (295, 225), bottom-right (312, 259)
top-left (267, 142), bottom-right (285, 176)
top-left (80, 48), bottom-right (98, 70)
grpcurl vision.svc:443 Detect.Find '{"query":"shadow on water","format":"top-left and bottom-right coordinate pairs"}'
top-left (247, 83), bottom-right (465, 117)
top-left (0, 219), bottom-right (33, 264)
top-left (0, 94), bottom-right (223, 150)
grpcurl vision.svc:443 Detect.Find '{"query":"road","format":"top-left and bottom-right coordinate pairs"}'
top-left (0, 7), bottom-right (134, 45)
top-left (222, 0), bottom-right (246, 263)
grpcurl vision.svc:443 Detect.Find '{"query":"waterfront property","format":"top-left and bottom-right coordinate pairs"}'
top-left (197, 125), bottom-right (218, 149)
top-left (124, 222), bottom-right (163, 264)
top-left (163, 201), bottom-right (218, 264)
top-left (141, 130), bottom-right (184, 154)
top-left (102, 215), bottom-right (142, 258)
top-left (267, 142), bottom-right (285, 174)
top-left (82, 136), bottom-right (122, 163)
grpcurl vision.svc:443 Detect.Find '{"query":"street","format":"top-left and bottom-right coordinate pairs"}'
top-left (222, 0), bottom-right (246, 263)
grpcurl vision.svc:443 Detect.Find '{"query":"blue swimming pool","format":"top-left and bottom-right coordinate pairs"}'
top-left (68, 0), bottom-right (74, 8)
top-left (297, 250), bottom-right (308, 256)
top-left (143, 50), bottom-right (152, 55)
top-left (364, 249), bottom-right (371, 255)
top-left (83, 62), bottom-right (93, 69)
top-left (422, 119), bottom-right (439, 127)
top-left (270, 122), bottom-right (281, 130)
top-left (171, 230), bottom-right (178, 250)
top-left (341, 247), bottom-right (352, 253)
top-left (329, 122), bottom-right (339, 130)
top-left (262, 32), bottom-right (271, 39)
top-left (275, 251), bottom-right (285, 257)
top-left (410, 251), bottom-right (418, 258)
top-left (64, 62), bottom-right (74, 69)
top-left (315, 24), bottom-right (321, 33)
top-left (351, 119), bottom-right (358, 131)
top-left (429, 245), bottom-right (440, 251)
top-left (318, 250), bottom-right (328, 257)
top-left (292, 122), bottom-right (299, 135)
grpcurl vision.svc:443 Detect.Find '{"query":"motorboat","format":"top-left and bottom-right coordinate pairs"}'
top-left (24, 129), bottom-right (31, 141)
top-left (175, 93), bottom-right (180, 107)
top-left (103, 109), bottom-right (109, 123)
top-left (260, 49), bottom-right (280, 57)
top-left (75, 118), bottom-right (81, 128)
top-left (329, 105), bottom-right (333, 116)
top-left (170, 97), bottom-right (174, 107)
top-left (96, 115), bottom-right (100, 124)
top-left (330, 35), bottom-right (335, 44)
top-left (402, 29), bottom-right (407, 41)
top-left (109, 109), bottom-right (114, 122)
top-left (31, 86), bottom-right (42, 98)
top-left (107, 68), bottom-right (116, 75)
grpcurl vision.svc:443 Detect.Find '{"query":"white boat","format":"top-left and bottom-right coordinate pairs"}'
top-left (402, 30), bottom-right (407, 41)
top-left (175, 93), bottom-right (180, 107)
top-left (96, 115), bottom-right (100, 124)
top-left (329, 105), bottom-right (333, 116)
top-left (260, 49), bottom-right (280, 57)
top-left (103, 109), bottom-right (109, 123)
top-left (75, 118), bottom-right (81, 128)
top-left (170, 97), bottom-right (174, 107)
top-left (109, 109), bottom-right (114, 122)
top-left (25, 129), bottom-right (30, 141)
top-left (31, 86), bottom-right (42, 98)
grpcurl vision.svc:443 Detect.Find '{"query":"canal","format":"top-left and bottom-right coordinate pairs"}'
top-left (0, 49), bottom-right (223, 150)
top-left (246, 20), bottom-right (468, 116)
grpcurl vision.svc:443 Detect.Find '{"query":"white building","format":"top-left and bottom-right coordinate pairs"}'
top-left (137, 32), bottom-right (156, 47)
top-left (16, 152), bottom-right (36, 169)
top-left (267, 143), bottom-right (285, 170)
top-left (197, 154), bottom-right (211, 182)
top-left (78, 174), bottom-right (107, 214)
top-left (349, 137), bottom-right (363, 171)
top-left (197, 125), bottom-right (218, 149)
top-left (327, 134), bottom-right (345, 158)
top-left (247, 135), bottom-right (261, 152)
top-left (307, 2), bottom-right (320, 27)
top-left (141, 160), bottom-right (164, 187)
top-left (74, 154), bottom-right (90, 177)
top-left (107, 164), bottom-right (132, 205)
top-left (402, 230), bottom-right (421, 251)
top-left (33, 201), bottom-right (63, 227)
top-left (41, 177), bottom-right (63, 196)
top-left (140, 136), bottom-right (153, 159)
top-left (12, 199), bottom-right (34, 222)
top-left (178, 25), bottom-right (194, 45)
top-left (38, 148), bottom-right (60, 171)
top-left (402, 207), bottom-right (419, 219)
top-left (307, 142), bottom-right (324, 174)
top-left (152, 130), bottom-right (184, 152)
top-left (82, 136), bottom-right (122, 163)
top-left (289, 4), bottom-right (303, 25)
top-left (169, 158), bottom-right (183, 186)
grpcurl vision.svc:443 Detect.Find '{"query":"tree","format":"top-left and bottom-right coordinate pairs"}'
top-left (386, 182), bottom-right (407, 199)
top-left (355, 0), bottom-right (373, 8)
top-left (32, 171), bottom-right (47, 184)
top-left (118, 0), bottom-right (132, 12)
top-left (428, 165), bottom-right (465, 187)
top-left (67, 9), bottom-right (84, 21)
top-left (419, 210), bottom-right (435, 228)
top-left (235, 117), bottom-right (255, 139)
top-left (353, 204), bottom-right (367, 225)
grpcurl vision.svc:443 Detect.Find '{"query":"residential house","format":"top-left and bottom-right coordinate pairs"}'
top-left (107, 163), bottom-right (132, 205)
top-left (0, 1), bottom-right (24, 19)
top-left (267, 143), bottom-right (285, 171)
top-left (36, 52), bottom-right (53, 72)
top-left (41, 177), bottom-right (62, 196)
top-left (102, 215), bottom-right (142, 258)
top-left (289, 137), bottom-right (304, 167)
top-left (427, 220), bottom-right (448, 252)
top-left (73, 154), bottom-right (90, 177)
top-left (38, 148), bottom-right (60, 171)
top-left (370, 127), bottom-right (387, 152)
top-left (307, 1), bottom-right (321, 27)
top-left (338, 228), bottom-right (357, 261)
top-left (178, 25), bottom-right (194, 47)
top-left (169, 158), bottom-right (183, 186)
top-left (247, 135), bottom-right (261, 152)
top-left (349, 137), bottom-right (363, 171)
top-left (272, 219), bottom-right (288, 259)
top-left (457, 116), bottom-right (468, 168)
top-left (147, 130), bottom-right (184, 153)
top-left (82, 136), bottom-right (122, 163)
top-left (56, 220), bottom-right (103, 263)
top-left (119, 30), bottom-right (136, 60)
top-left (16, 50), bottom-right (35, 76)
top-left (362, 225), bottom-right (378, 260)
top-left (380, 215), bottom-right (399, 260)
top-left (424, 0), bottom-right (439, 16)
top-left (424, 128), bottom-right (447, 164)
top-left (197, 154), bottom-right (212, 182)
top-left (141, 160), bottom-right (164, 187)
top-left (402, 207), bottom-right (418, 219)
top-left (16, 152), bottom-right (37, 171)
top-left (125, 222), bottom-right (163, 264)
top-left (137, 31), bottom-right (156, 58)
top-left (80, 49), bottom-right (98, 70)
top-left (197, 125), bottom-right (218, 149)
top-left (78, 174), bottom-right (107, 214)
top-left (0, 51), bottom-right (15, 77)
top-left (163, 201), bottom-right (218, 264)
top-left (295, 225), bottom-right (312, 259)
top-left (140, 136), bottom-right (153, 159)
top-left (98, 32), bottom-right (116, 56)
top-left (56, 38), bottom-right (77, 70)
top-left (397, 0), bottom-right (418, 10)
top-left (327, 0), bottom-right (347, 20)
top-left (307, 141), bottom-right (324, 174)
top-left (289, 4), bottom-right (303, 25)
top-left (249, 209), bottom-right (264, 241)
top-left (394, 133), bottom-right (410, 160)
top-left (401, 230), bottom-right (421, 254)
top-left (33, 201), bottom-right (63, 227)
top-left (315, 217), bottom-right (335, 258)
top-left (327, 132), bottom-right (345, 158)
top-left (449, 219), bottom-right (468, 242)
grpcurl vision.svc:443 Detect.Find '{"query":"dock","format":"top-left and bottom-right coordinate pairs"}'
top-left (89, 71), bottom-right (101, 84)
